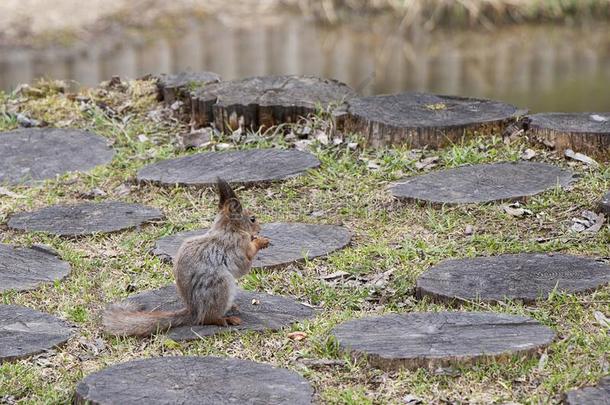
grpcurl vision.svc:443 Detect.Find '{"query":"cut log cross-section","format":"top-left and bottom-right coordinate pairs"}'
top-left (339, 92), bottom-right (520, 148)
top-left (527, 113), bottom-right (610, 157)
top-left (190, 75), bottom-right (355, 132)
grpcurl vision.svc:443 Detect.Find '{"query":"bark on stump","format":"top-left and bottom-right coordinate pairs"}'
top-left (156, 71), bottom-right (221, 105)
top-left (527, 113), bottom-right (610, 158)
top-left (338, 92), bottom-right (520, 148)
top-left (190, 75), bottom-right (355, 132)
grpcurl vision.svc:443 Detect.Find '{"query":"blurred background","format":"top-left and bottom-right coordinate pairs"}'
top-left (1, 0), bottom-right (609, 112)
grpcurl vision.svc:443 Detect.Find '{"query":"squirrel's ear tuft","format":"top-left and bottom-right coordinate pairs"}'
top-left (216, 178), bottom-right (240, 214)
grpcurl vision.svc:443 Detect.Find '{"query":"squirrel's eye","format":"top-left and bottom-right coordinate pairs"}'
top-left (249, 215), bottom-right (256, 223)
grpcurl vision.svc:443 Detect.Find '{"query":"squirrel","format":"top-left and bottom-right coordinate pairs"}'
top-left (102, 178), bottom-right (270, 337)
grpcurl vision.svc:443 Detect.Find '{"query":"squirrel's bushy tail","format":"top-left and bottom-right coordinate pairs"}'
top-left (102, 302), bottom-right (191, 337)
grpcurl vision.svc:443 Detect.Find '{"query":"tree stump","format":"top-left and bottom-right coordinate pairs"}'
top-left (527, 113), bottom-right (610, 157)
top-left (416, 253), bottom-right (610, 304)
top-left (338, 93), bottom-right (520, 148)
top-left (0, 128), bottom-right (114, 185)
top-left (156, 71), bottom-right (221, 105)
top-left (137, 149), bottom-right (320, 187)
top-left (152, 223), bottom-right (352, 267)
top-left (0, 244), bottom-right (71, 292)
top-left (74, 356), bottom-right (313, 405)
top-left (8, 201), bottom-right (164, 236)
top-left (118, 284), bottom-right (315, 341)
top-left (390, 161), bottom-right (574, 204)
top-left (599, 191), bottom-right (610, 214)
top-left (564, 377), bottom-right (610, 405)
top-left (332, 312), bottom-right (555, 371)
top-left (190, 75), bottom-right (355, 131)
top-left (0, 304), bottom-right (73, 363)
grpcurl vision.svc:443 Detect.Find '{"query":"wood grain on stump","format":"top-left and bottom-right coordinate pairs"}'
top-left (0, 244), bottom-right (71, 292)
top-left (152, 222), bottom-right (351, 267)
top-left (527, 113), bottom-right (610, 157)
top-left (564, 377), bottom-right (610, 405)
top-left (0, 304), bottom-right (73, 363)
top-left (416, 253), bottom-right (610, 304)
top-left (8, 201), bottom-right (164, 236)
top-left (119, 284), bottom-right (315, 341)
top-left (332, 312), bottom-right (555, 371)
top-left (0, 128), bottom-right (114, 185)
top-left (190, 75), bottom-right (355, 131)
top-left (390, 161), bottom-right (574, 204)
top-left (599, 191), bottom-right (610, 214)
top-left (157, 71), bottom-right (221, 105)
top-left (339, 93), bottom-right (520, 148)
top-left (75, 356), bottom-right (313, 405)
top-left (137, 149), bottom-right (320, 187)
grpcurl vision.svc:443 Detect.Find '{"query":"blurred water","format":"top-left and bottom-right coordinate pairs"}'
top-left (1, 16), bottom-right (609, 112)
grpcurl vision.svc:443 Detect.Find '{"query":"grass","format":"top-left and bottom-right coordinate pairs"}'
top-left (0, 79), bottom-right (609, 404)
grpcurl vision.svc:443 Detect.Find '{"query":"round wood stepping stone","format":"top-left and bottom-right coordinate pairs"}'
top-left (152, 222), bottom-right (351, 267)
top-left (528, 113), bottom-right (610, 157)
top-left (119, 284), bottom-right (315, 341)
top-left (0, 128), bottom-right (114, 185)
top-left (0, 304), bottom-right (73, 363)
top-left (8, 201), bottom-right (164, 236)
top-left (137, 149), bottom-right (320, 187)
top-left (190, 75), bottom-right (355, 131)
top-left (339, 92), bottom-right (519, 148)
top-left (598, 191), bottom-right (610, 214)
top-left (74, 356), bottom-right (313, 405)
top-left (0, 244), bottom-right (71, 292)
top-left (564, 377), bottom-right (610, 405)
top-left (157, 71), bottom-right (221, 104)
top-left (416, 253), bottom-right (610, 304)
top-left (332, 312), bottom-right (555, 371)
top-left (390, 161), bottom-right (574, 204)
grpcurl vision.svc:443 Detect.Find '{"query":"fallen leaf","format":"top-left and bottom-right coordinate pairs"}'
top-left (320, 271), bottom-right (350, 280)
top-left (347, 142), bottom-right (358, 150)
top-left (520, 148), bottom-right (536, 160)
top-left (537, 351), bottom-right (548, 371)
top-left (593, 311), bottom-right (610, 329)
top-left (565, 149), bottom-right (599, 168)
top-left (287, 331), bottom-right (308, 341)
top-left (571, 210), bottom-right (605, 233)
top-left (0, 186), bottom-right (25, 199)
top-left (503, 203), bottom-right (533, 217)
top-left (415, 156), bottom-right (439, 170)
top-left (464, 224), bottom-right (475, 236)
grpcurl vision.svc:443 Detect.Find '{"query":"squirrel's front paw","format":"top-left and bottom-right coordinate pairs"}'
top-left (255, 237), bottom-right (271, 249)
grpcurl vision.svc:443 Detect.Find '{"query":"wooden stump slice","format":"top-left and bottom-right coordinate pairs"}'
top-left (190, 75), bottom-right (355, 131)
top-left (119, 284), bottom-right (315, 341)
top-left (390, 161), bottom-right (574, 204)
top-left (339, 93), bottom-right (520, 148)
top-left (157, 71), bottom-right (221, 105)
top-left (0, 304), bottom-right (73, 363)
top-left (332, 312), bottom-right (555, 371)
top-left (599, 191), bottom-right (610, 214)
top-left (8, 201), bottom-right (164, 236)
top-left (152, 222), bottom-right (351, 267)
top-left (527, 113), bottom-right (610, 157)
top-left (564, 377), bottom-right (610, 405)
top-left (0, 128), bottom-right (114, 185)
top-left (137, 149), bottom-right (320, 187)
top-left (416, 253), bottom-right (610, 304)
top-left (0, 244), bottom-right (71, 292)
top-left (75, 356), bottom-right (313, 405)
